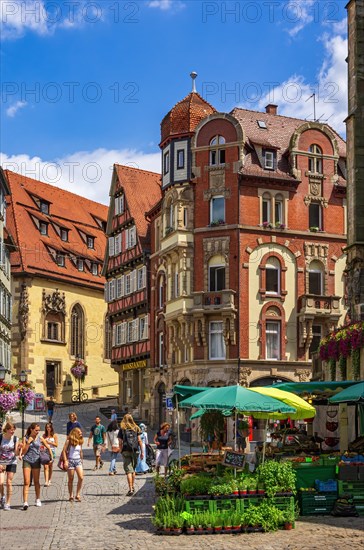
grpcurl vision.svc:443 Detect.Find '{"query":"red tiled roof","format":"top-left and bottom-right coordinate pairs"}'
top-left (114, 164), bottom-right (161, 240)
top-left (231, 107), bottom-right (346, 157)
top-left (161, 92), bottom-right (216, 145)
top-left (4, 170), bottom-right (108, 288)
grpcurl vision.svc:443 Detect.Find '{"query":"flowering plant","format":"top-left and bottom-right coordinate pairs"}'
top-left (262, 221), bottom-right (273, 229)
top-left (70, 359), bottom-right (87, 382)
top-left (319, 322), bottom-right (364, 378)
top-left (0, 380), bottom-right (35, 413)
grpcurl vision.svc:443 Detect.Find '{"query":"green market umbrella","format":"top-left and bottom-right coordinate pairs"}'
top-left (179, 384), bottom-right (296, 415)
top-left (189, 408), bottom-right (232, 420)
top-left (328, 381), bottom-right (364, 404)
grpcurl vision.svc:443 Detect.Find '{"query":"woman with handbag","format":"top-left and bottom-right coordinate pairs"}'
top-left (106, 420), bottom-right (120, 476)
top-left (42, 422), bottom-right (58, 487)
top-left (20, 422), bottom-right (53, 510)
top-left (62, 428), bottom-right (84, 502)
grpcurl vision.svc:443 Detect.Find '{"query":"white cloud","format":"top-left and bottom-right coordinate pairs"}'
top-left (249, 24), bottom-right (348, 136)
top-left (5, 100), bottom-right (27, 117)
top-left (0, 0), bottom-right (95, 40)
top-left (0, 148), bottom-right (161, 205)
top-left (285, 0), bottom-right (315, 37)
top-left (146, 0), bottom-right (185, 12)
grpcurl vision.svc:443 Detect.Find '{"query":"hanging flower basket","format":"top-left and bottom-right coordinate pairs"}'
top-left (0, 381), bottom-right (35, 414)
top-left (319, 322), bottom-right (364, 362)
top-left (70, 360), bottom-right (87, 382)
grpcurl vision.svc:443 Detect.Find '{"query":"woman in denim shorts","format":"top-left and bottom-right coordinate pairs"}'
top-left (62, 428), bottom-right (84, 502)
top-left (21, 423), bottom-right (53, 510)
top-left (0, 422), bottom-right (21, 510)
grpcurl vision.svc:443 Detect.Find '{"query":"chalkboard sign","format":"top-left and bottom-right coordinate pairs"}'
top-left (223, 450), bottom-right (246, 469)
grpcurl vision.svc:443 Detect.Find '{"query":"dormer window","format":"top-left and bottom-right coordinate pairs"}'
top-left (91, 263), bottom-right (98, 276)
top-left (264, 150), bottom-right (275, 170)
top-left (163, 151), bottom-right (170, 175)
top-left (209, 135), bottom-right (226, 166)
top-left (39, 222), bottom-right (48, 236)
top-left (77, 259), bottom-right (84, 272)
top-left (40, 201), bottom-right (49, 214)
top-left (60, 228), bottom-right (68, 242)
top-left (87, 236), bottom-right (94, 249)
top-left (56, 253), bottom-right (65, 267)
top-left (308, 144), bottom-right (323, 174)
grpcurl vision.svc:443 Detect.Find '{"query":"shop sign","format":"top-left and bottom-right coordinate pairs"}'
top-left (122, 359), bottom-right (147, 371)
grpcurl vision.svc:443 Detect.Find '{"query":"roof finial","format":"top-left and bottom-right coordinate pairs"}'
top-left (190, 71), bottom-right (197, 93)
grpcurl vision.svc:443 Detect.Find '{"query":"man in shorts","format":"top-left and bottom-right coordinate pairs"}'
top-left (87, 416), bottom-right (106, 471)
top-left (46, 396), bottom-right (55, 422)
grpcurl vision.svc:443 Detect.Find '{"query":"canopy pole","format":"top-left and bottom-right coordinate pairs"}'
top-left (234, 410), bottom-right (237, 478)
top-left (262, 418), bottom-right (269, 464)
top-left (176, 398), bottom-right (181, 468)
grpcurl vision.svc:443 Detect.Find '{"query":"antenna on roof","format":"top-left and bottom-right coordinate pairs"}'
top-left (305, 93), bottom-right (316, 121)
top-left (190, 71), bottom-right (198, 93)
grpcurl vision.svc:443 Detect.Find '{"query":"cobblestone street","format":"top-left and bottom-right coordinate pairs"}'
top-left (0, 401), bottom-right (363, 550)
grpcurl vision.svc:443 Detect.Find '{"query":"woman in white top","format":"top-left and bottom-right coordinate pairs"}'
top-left (0, 422), bottom-right (20, 510)
top-left (106, 420), bottom-right (120, 475)
top-left (42, 422), bottom-right (58, 487)
top-left (62, 428), bottom-right (83, 502)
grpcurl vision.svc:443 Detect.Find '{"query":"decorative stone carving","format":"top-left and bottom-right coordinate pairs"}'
top-left (18, 283), bottom-right (29, 340)
top-left (294, 369), bottom-right (311, 382)
top-left (346, 257), bottom-right (364, 318)
top-left (310, 181), bottom-right (321, 196)
top-left (42, 288), bottom-right (66, 314)
top-left (304, 195), bottom-right (328, 208)
top-left (239, 367), bottom-right (251, 387)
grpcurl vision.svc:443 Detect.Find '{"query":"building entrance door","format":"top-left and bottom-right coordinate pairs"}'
top-left (46, 361), bottom-right (60, 397)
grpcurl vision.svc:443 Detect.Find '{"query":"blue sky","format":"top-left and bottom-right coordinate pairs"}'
top-left (1, 0), bottom-right (348, 204)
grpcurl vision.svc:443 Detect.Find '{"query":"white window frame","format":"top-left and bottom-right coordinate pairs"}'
top-left (115, 194), bottom-right (124, 216)
top-left (40, 222), bottom-right (48, 235)
top-left (164, 151), bottom-right (170, 175)
top-left (264, 150), bottom-right (274, 170)
top-left (209, 321), bottom-right (226, 360)
top-left (92, 263), bottom-right (98, 276)
top-left (266, 321), bottom-right (280, 360)
top-left (210, 195), bottom-right (225, 224)
top-left (140, 315), bottom-right (149, 340)
top-left (125, 273), bottom-right (131, 295)
top-left (108, 237), bottom-right (115, 257)
top-left (137, 266), bottom-right (146, 290)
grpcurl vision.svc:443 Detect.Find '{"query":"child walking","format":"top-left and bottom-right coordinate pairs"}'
top-left (62, 428), bottom-right (84, 502)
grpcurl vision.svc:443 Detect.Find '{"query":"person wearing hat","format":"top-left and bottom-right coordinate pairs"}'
top-left (135, 423), bottom-right (149, 474)
top-left (110, 409), bottom-right (118, 422)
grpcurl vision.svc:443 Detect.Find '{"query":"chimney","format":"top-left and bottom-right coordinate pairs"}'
top-left (265, 104), bottom-right (278, 115)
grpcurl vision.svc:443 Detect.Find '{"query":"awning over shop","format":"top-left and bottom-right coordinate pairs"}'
top-left (272, 380), bottom-right (359, 397)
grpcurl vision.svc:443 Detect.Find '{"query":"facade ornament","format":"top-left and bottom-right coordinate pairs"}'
top-left (42, 288), bottom-right (66, 314)
top-left (294, 369), bottom-right (311, 382)
top-left (18, 283), bottom-right (29, 340)
top-left (239, 367), bottom-right (251, 387)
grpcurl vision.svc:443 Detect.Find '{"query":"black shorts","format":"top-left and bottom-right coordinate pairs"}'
top-left (0, 464), bottom-right (17, 473)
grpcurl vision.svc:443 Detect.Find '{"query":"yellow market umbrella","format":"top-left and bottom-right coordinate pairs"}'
top-left (249, 386), bottom-right (316, 420)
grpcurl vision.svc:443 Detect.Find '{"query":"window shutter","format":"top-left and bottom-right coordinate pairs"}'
top-left (115, 234), bottom-right (121, 255)
top-left (124, 228), bottom-right (129, 249)
top-left (121, 322), bottom-right (127, 344)
top-left (104, 282), bottom-right (109, 302)
top-left (133, 319), bottom-right (139, 341)
top-left (131, 270), bottom-right (137, 293)
top-left (108, 237), bottom-right (115, 257)
top-left (130, 226), bottom-right (136, 247)
top-left (112, 324), bottom-right (116, 346)
top-left (120, 275), bottom-right (125, 297)
top-left (116, 277), bottom-right (122, 298)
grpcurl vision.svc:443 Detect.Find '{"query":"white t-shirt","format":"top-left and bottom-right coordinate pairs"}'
top-left (68, 444), bottom-right (81, 461)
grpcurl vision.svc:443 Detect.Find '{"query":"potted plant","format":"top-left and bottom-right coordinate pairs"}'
top-left (257, 461), bottom-right (296, 497)
top-left (281, 509), bottom-right (295, 530)
top-left (213, 512), bottom-right (223, 534)
top-left (257, 481), bottom-right (266, 495)
top-left (222, 512), bottom-right (232, 533)
top-left (238, 478), bottom-right (248, 496)
top-left (248, 478), bottom-right (257, 495)
top-left (230, 479), bottom-right (240, 497)
top-left (309, 226), bottom-right (319, 232)
top-left (242, 505), bottom-right (264, 532)
top-left (231, 510), bottom-right (242, 533)
top-left (259, 500), bottom-right (282, 532)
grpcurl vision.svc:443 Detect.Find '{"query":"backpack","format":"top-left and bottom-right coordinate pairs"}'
top-left (122, 429), bottom-right (139, 452)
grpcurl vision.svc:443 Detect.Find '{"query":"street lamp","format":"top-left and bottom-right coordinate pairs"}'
top-left (19, 370), bottom-right (28, 438)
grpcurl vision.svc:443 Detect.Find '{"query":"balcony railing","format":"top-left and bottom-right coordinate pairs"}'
top-left (298, 294), bottom-right (341, 316)
top-left (193, 289), bottom-right (236, 311)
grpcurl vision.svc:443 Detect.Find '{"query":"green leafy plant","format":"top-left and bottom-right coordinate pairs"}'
top-left (200, 410), bottom-right (225, 446)
top-left (257, 461), bottom-right (296, 497)
top-left (208, 482), bottom-right (233, 496)
top-left (180, 474), bottom-right (212, 496)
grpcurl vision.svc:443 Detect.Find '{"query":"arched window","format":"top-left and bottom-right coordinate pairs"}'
top-left (266, 257), bottom-right (280, 295)
top-left (262, 192), bottom-right (271, 223)
top-left (209, 135), bottom-right (226, 166)
top-left (260, 303), bottom-right (285, 361)
top-left (70, 304), bottom-right (85, 358)
top-left (158, 274), bottom-right (165, 309)
top-left (275, 194), bottom-right (284, 225)
top-left (208, 254), bottom-right (226, 292)
top-left (308, 144), bottom-right (323, 174)
top-left (308, 260), bottom-right (324, 295)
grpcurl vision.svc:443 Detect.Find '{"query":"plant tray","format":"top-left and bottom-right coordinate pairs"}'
top-left (300, 505), bottom-right (334, 516)
top-left (338, 481), bottom-right (364, 497)
top-left (299, 493), bottom-right (337, 504)
top-left (214, 499), bottom-right (241, 513)
top-left (185, 499), bottom-right (215, 513)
